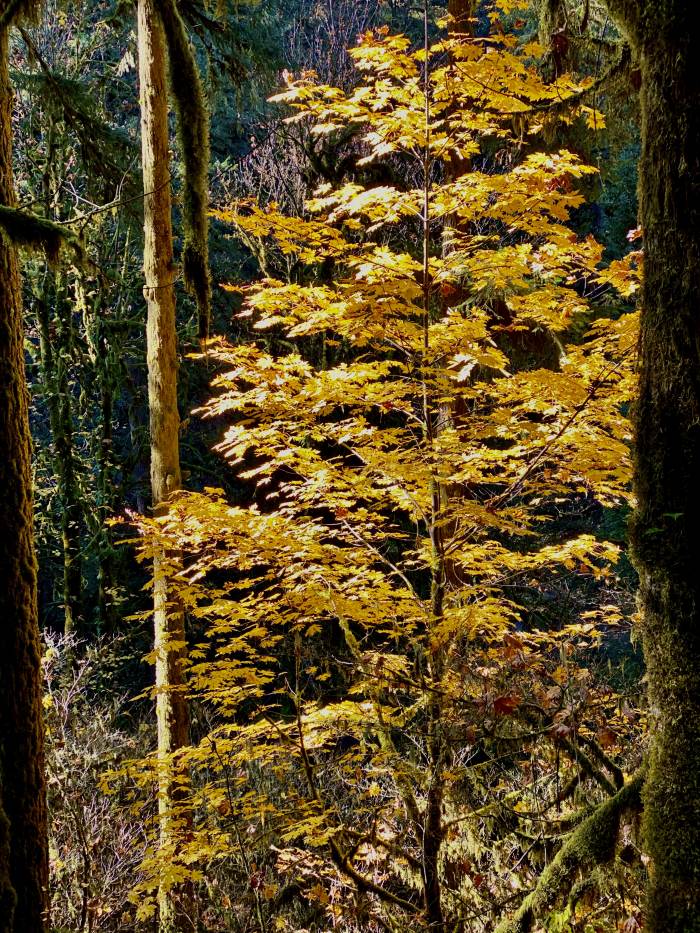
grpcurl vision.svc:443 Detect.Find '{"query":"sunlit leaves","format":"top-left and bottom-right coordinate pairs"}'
top-left (124, 16), bottom-right (642, 927)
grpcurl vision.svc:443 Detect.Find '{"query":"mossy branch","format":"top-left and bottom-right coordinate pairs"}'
top-left (579, 734), bottom-right (625, 790)
top-left (0, 205), bottom-right (86, 265)
top-left (157, 0), bottom-right (211, 339)
top-left (532, 42), bottom-right (633, 117)
top-left (603, 0), bottom-right (643, 42)
top-left (558, 736), bottom-right (618, 797)
top-left (14, 29), bottom-right (139, 207)
top-left (494, 771), bottom-right (644, 933)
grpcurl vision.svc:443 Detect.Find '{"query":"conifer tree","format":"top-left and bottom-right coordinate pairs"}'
top-left (0, 3), bottom-right (49, 930)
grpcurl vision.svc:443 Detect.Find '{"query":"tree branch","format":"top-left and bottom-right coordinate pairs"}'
top-left (494, 771), bottom-right (644, 933)
top-left (558, 736), bottom-right (618, 797)
top-left (0, 205), bottom-right (86, 266)
top-left (157, 0), bottom-right (211, 339)
top-left (0, 0), bottom-right (39, 32)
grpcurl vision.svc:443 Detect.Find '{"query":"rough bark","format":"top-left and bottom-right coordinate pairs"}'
top-left (137, 0), bottom-right (192, 928)
top-left (0, 23), bottom-right (49, 933)
top-left (0, 783), bottom-right (14, 933)
top-left (606, 1), bottom-right (700, 929)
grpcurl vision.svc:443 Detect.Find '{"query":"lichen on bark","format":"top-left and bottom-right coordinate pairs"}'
top-left (605, 1), bottom-right (700, 929)
top-left (137, 0), bottom-right (193, 926)
top-left (157, 0), bottom-right (210, 340)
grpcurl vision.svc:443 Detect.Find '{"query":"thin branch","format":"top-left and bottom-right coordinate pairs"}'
top-left (292, 689), bottom-right (420, 914)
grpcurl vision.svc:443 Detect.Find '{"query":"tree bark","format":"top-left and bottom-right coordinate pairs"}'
top-left (606, 1), bottom-right (700, 929)
top-left (137, 0), bottom-right (192, 928)
top-left (0, 787), bottom-right (14, 933)
top-left (97, 373), bottom-right (114, 630)
top-left (0, 23), bottom-right (49, 933)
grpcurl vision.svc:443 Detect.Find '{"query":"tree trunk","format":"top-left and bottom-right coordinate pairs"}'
top-left (448, 0), bottom-right (474, 31)
top-left (537, 0), bottom-right (570, 78)
top-left (97, 374), bottom-right (114, 631)
top-left (36, 280), bottom-right (82, 634)
top-left (607, 1), bottom-right (700, 929)
top-left (0, 24), bottom-right (49, 933)
top-left (34, 115), bottom-right (84, 634)
top-left (137, 0), bottom-right (192, 928)
top-left (419, 9), bottom-right (478, 923)
top-left (0, 790), bottom-right (14, 933)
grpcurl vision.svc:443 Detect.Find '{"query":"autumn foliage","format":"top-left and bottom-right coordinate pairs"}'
top-left (124, 12), bottom-right (644, 931)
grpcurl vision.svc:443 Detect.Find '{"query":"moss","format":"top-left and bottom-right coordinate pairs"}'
top-left (157, 0), bottom-right (211, 339)
top-left (0, 789), bottom-right (15, 933)
top-left (12, 66), bottom-right (139, 211)
top-left (558, 736), bottom-right (618, 797)
top-left (0, 26), bottom-right (50, 932)
top-left (622, 14), bottom-right (700, 930)
top-left (36, 279), bottom-right (83, 633)
top-left (0, 205), bottom-right (85, 265)
top-left (494, 772), bottom-right (643, 933)
top-left (604, 0), bottom-right (641, 41)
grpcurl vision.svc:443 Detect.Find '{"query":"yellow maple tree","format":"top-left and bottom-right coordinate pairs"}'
top-left (123, 9), bottom-right (643, 931)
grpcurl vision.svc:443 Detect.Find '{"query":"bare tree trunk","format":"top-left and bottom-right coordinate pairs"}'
top-left (606, 1), bottom-right (700, 929)
top-left (0, 23), bottom-right (49, 933)
top-left (137, 0), bottom-right (192, 928)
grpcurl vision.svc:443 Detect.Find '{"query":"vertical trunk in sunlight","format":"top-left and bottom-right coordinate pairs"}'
top-left (136, 0), bottom-right (192, 928)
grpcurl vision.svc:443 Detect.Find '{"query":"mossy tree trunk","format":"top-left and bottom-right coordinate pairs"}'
top-left (606, 1), bottom-right (700, 929)
top-left (137, 0), bottom-right (192, 928)
top-left (0, 782), bottom-right (14, 933)
top-left (80, 252), bottom-right (127, 634)
top-left (0, 22), bottom-right (49, 933)
top-left (97, 364), bottom-right (114, 629)
top-left (537, 0), bottom-right (571, 78)
top-left (27, 114), bottom-right (85, 634)
top-left (35, 278), bottom-right (83, 634)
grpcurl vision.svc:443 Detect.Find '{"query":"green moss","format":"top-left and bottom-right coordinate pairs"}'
top-left (0, 205), bottom-right (85, 265)
top-left (494, 773), bottom-right (644, 933)
top-left (0, 0), bottom-right (41, 31)
top-left (157, 0), bottom-right (211, 339)
top-left (624, 18), bottom-right (700, 929)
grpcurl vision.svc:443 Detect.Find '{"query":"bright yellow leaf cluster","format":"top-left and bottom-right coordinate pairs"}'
top-left (125, 18), bottom-right (642, 929)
